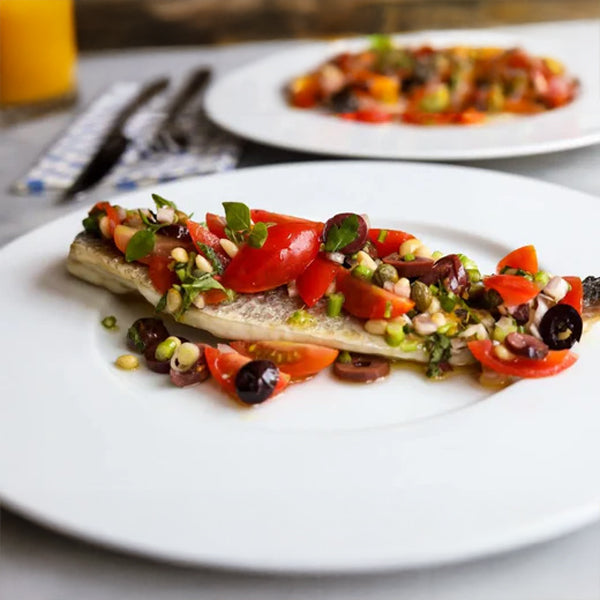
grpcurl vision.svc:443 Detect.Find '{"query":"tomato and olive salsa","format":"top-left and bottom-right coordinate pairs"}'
top-left (287, 35), bottom-right (579, 125)
top-left (85, 196), bottom-right (584, 404)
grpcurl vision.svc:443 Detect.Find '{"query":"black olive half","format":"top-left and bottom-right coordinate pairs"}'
top-left (322, 212), bottom-right (368, 255)
top-left (538, 304), bottom-right (582, 350)
top-left (126, 318), bottom-right (170, 353)
top-left (235, 360), bottom-right (280, 405)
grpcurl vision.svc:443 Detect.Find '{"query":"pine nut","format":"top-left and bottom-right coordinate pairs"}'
top-left (171, 247), bottom-right (189, 263)
top-left (195, 254), bottom-right (213, 273)
top-left (166, 288), bottom-right (182, 313)
top-left (399, 238), bottom-right (421, 257)
top-left (364, 319), bottom-right (388, 336)
top-left (356, 250), bottom-right (377, 271)
top-left (115, 354), bottom-right (139, 370)
top-left (220, 238), bottom-right (239, 258)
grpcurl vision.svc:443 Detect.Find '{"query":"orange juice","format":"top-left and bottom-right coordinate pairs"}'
top-left (0, 0), bottom-right (77, 106)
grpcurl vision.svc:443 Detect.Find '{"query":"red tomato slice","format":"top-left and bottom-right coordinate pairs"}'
top-left (368, 228), bottom-right (415, 258)
top-left (250, 209), bottom-right (324, 236)
top-left (148, 255), bottom-right (177, 294)
top-left (229, 341), bottom-right (339, 379)
top-left (187, 220), bottom-right (230, 269)
top-left (336, 270), bottom-right (414, 319)
top-left (205, 213), bottom-right (227, 238)
top-left (561, 276), bottom-right (583, 314)
top-left (296, 256), bottom-right (341, 307)
top-left (113, 224), bottom-right (192, 263)
top-left (483, 274), bottom-right (539, 306)
top-left (221, 223), bottom-right (320, 293)
top-left (497, 245), bottom-right (538, 274)
top-left (468, 340), bottom-right (577, 378)
top-left (204, 346), bottom-right (290, 402)
top-left (204, 289), bottom-right (229, 305)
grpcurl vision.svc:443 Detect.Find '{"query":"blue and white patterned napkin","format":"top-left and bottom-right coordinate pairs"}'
top-left (12, 81), bottom-right (241, 194)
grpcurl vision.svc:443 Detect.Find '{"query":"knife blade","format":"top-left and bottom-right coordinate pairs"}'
top-left (62, 77), bottom-right (169, 200)
top-left (150, 67), bottom-right (211, 151)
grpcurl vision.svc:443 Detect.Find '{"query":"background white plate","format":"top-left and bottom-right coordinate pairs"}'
top-left (205, 29), bottom-right (600, 160)
top-left (1, 162), bottom-right (600, 573)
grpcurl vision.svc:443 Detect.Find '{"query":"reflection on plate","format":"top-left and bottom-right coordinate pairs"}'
top-left (205, 28), bottom-right (600, 160)
top-left (1, 162), bottom-right (600, 573)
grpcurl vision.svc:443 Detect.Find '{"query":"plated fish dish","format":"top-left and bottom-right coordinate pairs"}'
top-left (287, 36), bottom-right (579, 125)
top-left (68, 195), bottom-right (599, 405)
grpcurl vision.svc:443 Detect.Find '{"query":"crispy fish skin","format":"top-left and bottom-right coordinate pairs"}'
top-left (68, 232), bottom-right (472, 365)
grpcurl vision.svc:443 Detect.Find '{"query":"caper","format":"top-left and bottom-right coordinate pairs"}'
top-left (373, 263), bottom-right (399, 287)
top-left (411, 280), bottom-right (433, 312)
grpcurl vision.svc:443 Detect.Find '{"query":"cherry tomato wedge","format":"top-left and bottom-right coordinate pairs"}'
top-left (204, 346), bottom-right (290, 401)
top-left (296, 256), bottom-right (341, 307)
top-left (205, 213), bottom-right (227, 238)
top-left (368, 228), bottom-right (415, 258)
top-left (340, 108), bottom-right (392, 123)
top-left (468, 339), bottom-right (577, 378)
top-left (561, 276), bottom-right (583, 314)
top-left (336, 270), bottom-right (414, 319)
top-left (148, 255), bottom-right (177, 294)
top-left (229, 341), bottom-right (339, 379)
top-left (187, 220), bottom-right (230, 269)
top-left (250, 209), bottom-right (324, 236)
top-left (483, 274), bottom-right (539, 306)
top-left (221, 223), bottom-right (320, 293)
top-left (497, 245), bottom-right (538, 274)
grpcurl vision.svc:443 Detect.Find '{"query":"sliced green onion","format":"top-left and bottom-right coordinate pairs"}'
top-left (534, 271), bottom-right (551, 287)
top-left (492, 316), bottom-right (518, 343)
top-left (377, 229), bottom-right (388, 243)
top-left (432, 250), bottom-right (443, 260)
top-left (326, 293), bottom-right (345, 318)
top-left (399, 339), bottom-right (420, 352)
top-left (384, 301), bottom-right (393, 319)
top-left (338, 350), bottom-right (352, 364)
top-left (403, 253), bottom-right (416, 262)
top-left (352, 264), bottom-right (374, 281)
top-left (101, 315), bottom-right (117, 329)
top-left (437, 323), bottom-right (454, 335)
top-left (385, 322), bottom-right (405, 347)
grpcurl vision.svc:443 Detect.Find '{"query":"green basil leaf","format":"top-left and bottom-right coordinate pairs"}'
top-left (223, 202), bottom-right (251, 233)
top-left (152, 193), bottom-right (176, 211)
top-left (125, 229), bottom-right (156, 262)
top-left (82, 215), bottom-right (100, 235)
top-left (324, 214), bottom-right (359, 253)
top-left (197, 243), bottom-right (224, 275)
top-left (425, 333), bottom-right (452, 378)
top-left (247, 222), bottom-right (268, 249)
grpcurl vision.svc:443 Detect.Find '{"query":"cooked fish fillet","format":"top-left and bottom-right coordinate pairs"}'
top-left (68, 233), bottom-right (476, 365)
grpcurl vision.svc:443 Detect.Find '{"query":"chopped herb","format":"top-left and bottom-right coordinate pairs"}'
top-left (82, 215), bottom-right (101, 235)
top-left (327, 292), bottom-right (345, 317)
top-left (196, 243), bottom-right (224, 274)
top-left (248, 221), bottom-right (268, 248)
top-left (439, 289), bottom-right (457, 312)
top-left (323, 214), bottom-right (359, 253)
top-left (287, 309), bottom-right (317, 328)
top-left (425, 333), bottom-right (452, 378)
top-left (125, 229), bottom-right (156, 262)
top-left (377, 229), bottom-right (388, 243)
top-left (155, 293), bottom-right (168, 313)
top-left (101, 315), bottom-right (117, 329)
top-left (152, 193), bottom-right (177, 211)
top-left (223, 201), bottom-right (251, 234)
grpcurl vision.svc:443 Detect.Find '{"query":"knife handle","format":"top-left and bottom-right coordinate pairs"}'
top-left (163, 67), bottom-right (211, 125)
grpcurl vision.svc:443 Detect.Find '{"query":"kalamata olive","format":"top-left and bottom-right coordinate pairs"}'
top-left (170, 361), bottom-right (210, 387)
top-left (538, 304), bottom-right (582, 350)
top-left (329, 86), bottom-right (360, 113)
top-left (419, 254), bottom-right (468, 295)
top-left (333, 353), bottom-right (390, 383)
top-left (382, 253), bottom-right (434, 278)
top-left (144, 342), bottom-right (171, 374)
top-left (322, 213), bottom-right (368, 255)
top-left (126, 318), bottom-right (170, 353)
top-left (509, 303), bottom-right (530, 325)
top-left (160, 224), bottom-right (191, 241)
top-left (234, 360), bottom-right (280, 405)
top-left (505, 332), bottom-right (549, 360)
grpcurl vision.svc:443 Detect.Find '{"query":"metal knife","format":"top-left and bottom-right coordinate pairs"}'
top-left (62, 76), bottom-right (169, 200)
top-left (150, 67), bottom-right (212, 151)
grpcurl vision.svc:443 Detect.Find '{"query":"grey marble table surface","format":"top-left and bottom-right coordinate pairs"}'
top-left (1, 20), bottom-right (600, 600)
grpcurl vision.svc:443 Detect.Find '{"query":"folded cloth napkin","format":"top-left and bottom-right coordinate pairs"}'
top-left (12, 81), bottom-right (241, 195)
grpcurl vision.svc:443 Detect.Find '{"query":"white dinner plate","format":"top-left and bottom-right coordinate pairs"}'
top-left (205, 28), bottom-right (600, 160)
top-left (1, 162), bottom-right (600, 573)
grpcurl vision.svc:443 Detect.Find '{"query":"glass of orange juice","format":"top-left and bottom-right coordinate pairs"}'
top-left (0, 0), bottom-right (77, 110)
